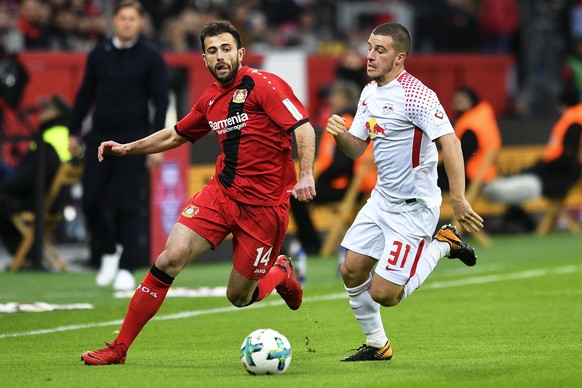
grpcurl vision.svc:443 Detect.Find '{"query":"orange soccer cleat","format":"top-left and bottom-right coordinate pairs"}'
top-left (341, 341), bottom-right (393, 362)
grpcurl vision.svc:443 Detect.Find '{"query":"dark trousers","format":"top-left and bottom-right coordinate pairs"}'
top-left (82, 145), bottom-right (146, 272)
top-left (289, 183), bottom-right (347, 255)
top-left (0, 214), bottom-right (21, 255)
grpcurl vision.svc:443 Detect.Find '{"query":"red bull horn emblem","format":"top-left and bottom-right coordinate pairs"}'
top-left (366, 118), bottom-right (385, 139)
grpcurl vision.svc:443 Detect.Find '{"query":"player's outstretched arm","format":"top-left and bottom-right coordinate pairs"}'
top-left (98, 127), bottom-right (187, 162)
top-left (438, 133), bottom-right (483, 233)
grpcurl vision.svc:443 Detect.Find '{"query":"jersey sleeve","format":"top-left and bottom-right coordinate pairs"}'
top-left (349, 84), bottom-right (374, 141)
top-left (406, 87), bottom-right (454, 141)
top-left (252, 72), bottom-right (309, 132)
top-left (175, 97), bottom-right (211, 142)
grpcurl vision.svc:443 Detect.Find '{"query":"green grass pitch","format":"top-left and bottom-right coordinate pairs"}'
top-left (1, 231), bottom-right (581, 387)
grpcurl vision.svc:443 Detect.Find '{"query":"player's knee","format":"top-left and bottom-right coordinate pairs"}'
top-left (155, 247), bottom-right (188, 276)
top-left (370, 288), bottom-right (401, 307)
top-left (338, 261), bottom-right (350, 280)
top-left (226, 289), bottom-right (250, 308)
top-left (339, 261), bottom-right (362, 284)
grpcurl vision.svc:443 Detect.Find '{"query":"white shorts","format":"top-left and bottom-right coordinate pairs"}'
top-left (341, 195), bottom-right (439, 285)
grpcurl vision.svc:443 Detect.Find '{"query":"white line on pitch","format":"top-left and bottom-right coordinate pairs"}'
top-left (1, 265), bottom-right (580, 340)
top-left (425, 265), bottom-right (580, 289)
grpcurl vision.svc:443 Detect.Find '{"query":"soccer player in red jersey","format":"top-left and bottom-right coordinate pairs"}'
top-left (81, 20), bottom-right (316, 366)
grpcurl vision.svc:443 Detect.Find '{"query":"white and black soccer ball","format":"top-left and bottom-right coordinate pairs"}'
top-left (240, 328), bottom-right (292, 375)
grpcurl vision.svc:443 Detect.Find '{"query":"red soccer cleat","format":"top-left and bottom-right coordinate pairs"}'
top-left (81, 341), bottom-right (127, 365)
top-left (274, 255), bottom-right (303, 310)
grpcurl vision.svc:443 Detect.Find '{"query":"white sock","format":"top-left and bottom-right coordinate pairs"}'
top-left (401, 240), bottom-right (448, 301)
top-left (345, 275), bottom-right (387, 348)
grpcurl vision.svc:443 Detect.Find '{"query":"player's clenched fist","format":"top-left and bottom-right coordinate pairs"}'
top-left (327, 114), bottom-right (348, 136)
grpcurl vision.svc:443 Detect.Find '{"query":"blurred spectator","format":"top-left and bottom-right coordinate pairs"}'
top-left (48, 4), bottom-right (81, 51)
top-left (436, 0), bottom-right (482, 52)
top-left (0, 3), bottom-right (24, 54)
top-left (0, 0), bottom-right (524, 57)
top-left (228, 0), bottom-right (260, 50)
top-left (483, 87), bottom-right (582, 231)
top-left (478, 0), bottom-right (520, 53)
top-left (260, 0), bottom-right (301, 29)
top-left (438, 86), bottom-right (502, 192)
top-left (175, 7), bottom-right (216, 52)
top-left (160, 17), bottom-right (189, 52)
top-left (234, 3), bottom-right (271, 53)
top-left (569, 0), bottom-right (582, 42)
top-left (562, 38), bottom-right (582, 103)
top-left (316, 45), bottom-right (367, 129)
top-left (17, 0), bottom-right (51, 50)
top-left (335, 44), bottom-right (368, 88)
top-left (0, 47), bottom-right (28, 111)
top-left (142, 0), bottom-right (189, 34)
top-left (0, 95), bottom-right (71, 256)
top-left (75, 1), bottom-right (108, 51)
top-left (0, 44), bottom-right (30, 168)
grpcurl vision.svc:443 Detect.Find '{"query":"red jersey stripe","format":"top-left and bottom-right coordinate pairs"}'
top-left (411, 126), bottom-right (422, 168)
top-left (408, 238), bottom-right (425, 279)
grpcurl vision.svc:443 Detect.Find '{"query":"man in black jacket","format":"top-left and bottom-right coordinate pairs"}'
top-left (68, 0), bottom-right (169, 290)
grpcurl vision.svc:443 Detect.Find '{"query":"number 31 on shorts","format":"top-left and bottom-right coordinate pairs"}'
top-left (387, 240), bottom-right (412, 269)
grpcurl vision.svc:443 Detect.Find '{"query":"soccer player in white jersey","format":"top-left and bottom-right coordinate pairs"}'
top-left (326, 22), bottom-right (484, 361)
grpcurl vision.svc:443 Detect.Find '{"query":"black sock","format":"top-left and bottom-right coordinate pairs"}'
top-left (149, 264), bottom-right (175, 285)
top-left (246, 287), bottom-right (260, 306)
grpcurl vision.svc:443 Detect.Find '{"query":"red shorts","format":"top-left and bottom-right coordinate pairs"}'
top-left (177, 177), bottom-right (289, 280)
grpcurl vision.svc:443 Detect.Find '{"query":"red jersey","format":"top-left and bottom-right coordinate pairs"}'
top-left (176, 66), bottom-right (309, 206)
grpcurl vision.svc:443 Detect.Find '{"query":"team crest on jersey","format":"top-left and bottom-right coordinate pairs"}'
top-left (181, 205), bottom-right (199, 218)
top-left (232, 89), bottom-right (248, 103)
top-left (366, 117), bottom-right (385, 140)
top-left (382, 103), bottom-right (394, 116)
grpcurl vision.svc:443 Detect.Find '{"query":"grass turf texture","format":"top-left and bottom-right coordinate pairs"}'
top-left (1, 231), bottom-right (581, 387)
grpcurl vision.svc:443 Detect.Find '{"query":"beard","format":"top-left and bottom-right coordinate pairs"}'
top-left (209, 57), bottom-right (241, 85)
top-left (368, 62), bottom-right (395, 86)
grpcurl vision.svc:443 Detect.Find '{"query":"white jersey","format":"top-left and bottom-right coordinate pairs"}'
top-left (350, 70), bottom-right (454, 212)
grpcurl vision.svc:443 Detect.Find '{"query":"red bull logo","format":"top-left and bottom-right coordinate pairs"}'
top-left (366, 118), bottom-right (385, 139)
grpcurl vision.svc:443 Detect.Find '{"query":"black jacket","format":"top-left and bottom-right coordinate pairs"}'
top-left (69, 37), bottom-right (169, 144)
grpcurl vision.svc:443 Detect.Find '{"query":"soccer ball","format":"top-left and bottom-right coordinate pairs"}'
top-left (240, 328), bottom-right (292, 375)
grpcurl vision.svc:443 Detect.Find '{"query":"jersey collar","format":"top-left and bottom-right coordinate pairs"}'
top-left (112, 35), bottom-right (139, 49)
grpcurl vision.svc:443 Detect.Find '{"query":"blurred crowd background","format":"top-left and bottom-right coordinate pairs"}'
top-left (0, 0), bottom-right (581, 119)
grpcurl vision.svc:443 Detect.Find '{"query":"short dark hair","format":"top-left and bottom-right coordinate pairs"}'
top-left (329, 81), bottom-right (361, 107)
top-left (114, 0), bottom-right (144, 17)
top-left (559, 86), bottom-right (580, 107)
top-left (200, 20), bottom-right (242, 51)
top-left (372, 22), bottom-right (411, 55)
top-left (40, 95), bottom-right (70, 118)
top-left (454, 86), bottom-right (480, 107)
